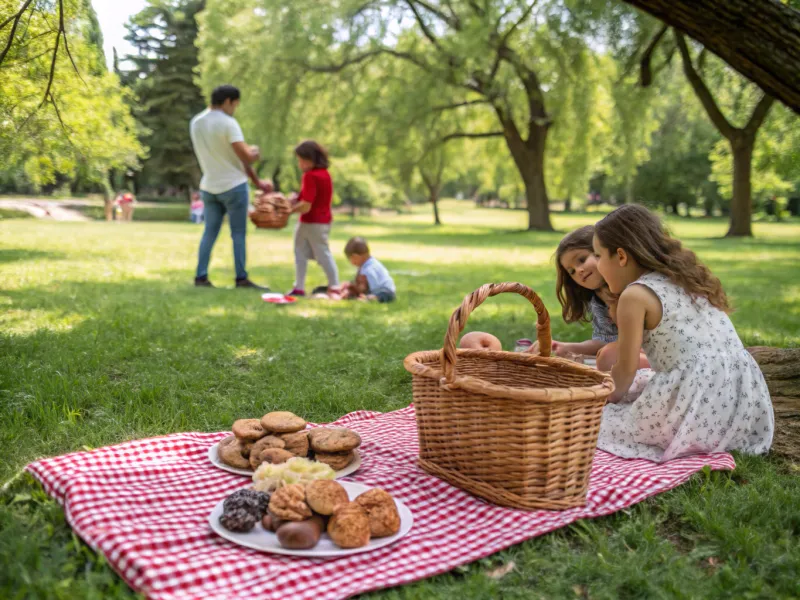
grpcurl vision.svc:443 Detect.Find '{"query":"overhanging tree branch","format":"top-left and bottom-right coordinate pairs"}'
top-left (674, 31), bottom-right (735, 140)
top-left (0, 0), bottom-right (36, 65)
top-left (406, 0), bottom-right (447, 55)
top-left (412, 0), bottom-right (458, 28)
top-left (439, 130), bottom-right (504, 143)
top-left (621, 0), bottom-right (800, 114)
top-left (432, 99), bottom-right (489, 112)
top-left (639, 24), bottom-right (667, 87)
top-left (744, 93), bottom-right (776, 137)
top-left (497, 0), bottom-right (538, 49)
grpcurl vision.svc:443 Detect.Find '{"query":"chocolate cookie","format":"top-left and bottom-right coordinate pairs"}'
top-left (232, 418), bottom-right (266, 442)
top-left (308, 428), bottom-right (361, 453)
top-left (218, 435), bottom-right (251, 470)
top-left (250, 446), bottom-right (294, 470)
top-left (278, 431), bottom-right (309, 457)
top-left (354, 488), bottom-right (401, 537)
top-left (260, 411), bottom-right (307, 433)
top-left (305, 480), bottom-right (349, 516)
top-left (314, 450), bottom-right (355, 471)
top-left (269, 483), bottom-right (312, 521)
top-left (328, 503), bottom-right (371, 548)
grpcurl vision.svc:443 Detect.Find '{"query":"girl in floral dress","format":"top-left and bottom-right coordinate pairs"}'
top-left (592, 205), bottom-right (773, 462)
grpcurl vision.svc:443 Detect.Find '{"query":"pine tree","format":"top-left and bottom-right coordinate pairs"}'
top-left (120, 0), bottom-right (206, 196)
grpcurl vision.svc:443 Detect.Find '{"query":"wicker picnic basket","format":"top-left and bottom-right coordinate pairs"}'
top-left (404, 282), bottom-right (614, 511)
top-left (249, 192), bottom-right (291, 229)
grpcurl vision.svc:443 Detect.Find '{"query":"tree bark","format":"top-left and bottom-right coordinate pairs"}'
top-left (727, 135), bottom-right (755, 237)
top-left (624, 176), bottom-right (634, 205)
top-left (622, 0), bottom-right (800, 114)
top-left (504, 124), bottom-right (553, 231)
top-left (431, 191), bottom-right (441, 226)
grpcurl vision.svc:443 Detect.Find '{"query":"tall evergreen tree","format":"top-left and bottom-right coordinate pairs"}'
top-left (120, 0), bottom-right (206, 195)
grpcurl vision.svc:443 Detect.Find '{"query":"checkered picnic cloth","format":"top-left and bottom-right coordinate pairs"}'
top-left (26, 406), bottom-right (735, 600)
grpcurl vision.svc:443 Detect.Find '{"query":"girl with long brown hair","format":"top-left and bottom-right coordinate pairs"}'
top-left (592, 204), bottom-right (772, 462)
top-left (546, 226), bottom-right (648, 371)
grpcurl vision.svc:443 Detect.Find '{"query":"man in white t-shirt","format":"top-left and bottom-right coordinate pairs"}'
top-left (190, 85), bottom-right (272, 289)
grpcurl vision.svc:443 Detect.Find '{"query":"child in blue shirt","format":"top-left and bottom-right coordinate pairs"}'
top-left (343, 237), bottom-right (396, 303)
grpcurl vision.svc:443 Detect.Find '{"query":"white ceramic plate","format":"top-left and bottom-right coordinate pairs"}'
top-left (208, 481), bottom-right (413, 557)
top-left (208, 443), bottom-right (362, 479)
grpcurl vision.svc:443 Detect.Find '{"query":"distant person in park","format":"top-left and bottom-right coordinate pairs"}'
top-left (189, 84), bottom-right (272, 289)
top-left (593, 204), bottom-right (773, 462)
top-left (287, 140), bottom-right (338, 297)
top-left (115, 191), bottom-right (136, 221)
top-left (190, 192), bottom-right (204, 224)
top-left (341, 237), bottom-right (396, 303)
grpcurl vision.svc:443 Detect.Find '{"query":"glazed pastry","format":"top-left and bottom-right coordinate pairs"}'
top-left (218, 435), bottom-right (250, 470)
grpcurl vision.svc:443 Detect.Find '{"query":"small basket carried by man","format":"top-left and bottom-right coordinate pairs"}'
top-left (250, 191), bottom-right (292, 229)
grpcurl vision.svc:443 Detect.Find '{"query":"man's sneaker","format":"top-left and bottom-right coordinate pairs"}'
top-left (287, 288), bottom-right (306, 297)
top-left (195, 276), bottom-right (214, 287)
top-left (235, 278), bottom-right (270, 291)
top-left (311, 285), bottom-right (329, 295)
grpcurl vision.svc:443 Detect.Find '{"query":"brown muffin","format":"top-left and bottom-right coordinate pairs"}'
top-left (278, 431), bottom-right (310, 457)
top-left (269, 484), bottom-right (312, 521)
top-left (354, 488), bottom-right (401, 537)
top-left (328, 503), bottom-right (371, 548)
top-left (305, 480), bottom-right (349, 516)
top-left (250, 447), bottom-right (294, 470)
top-left (231, 418), bottom-right (266, 442)
top-left (308, 428), bottom-right (361, 453)
top-left (218, 435), bottom-right (250, 470)
top-left (314, 450), bottom-right (355, 471)
top-left (260, 411), bottom-right (307, 433)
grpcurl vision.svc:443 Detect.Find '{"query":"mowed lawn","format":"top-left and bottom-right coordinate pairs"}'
top-left (1, 201), bottom-right (799, 599)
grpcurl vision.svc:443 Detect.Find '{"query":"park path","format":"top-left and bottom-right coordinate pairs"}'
top-left (0, 199), bottom-right (92, 221)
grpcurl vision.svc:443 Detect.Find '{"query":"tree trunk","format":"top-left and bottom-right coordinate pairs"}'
top-left (506, 126), bottom-right (553, 231)
top-left (431, 191), bottom-right (442, 226)
top-left (102, 170), bottom-right (114, 222)
top-left (622, 0), bottom-right (800, 114)
top-left (727, 136), bottom-right (754, 237)
top-left (272, 165), bottom-right (282, 193)
top-left (624, 176), bottom-right (634, 205)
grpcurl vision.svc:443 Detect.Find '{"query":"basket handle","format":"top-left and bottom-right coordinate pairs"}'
top-left (442, 282), bottom-right (551, 383)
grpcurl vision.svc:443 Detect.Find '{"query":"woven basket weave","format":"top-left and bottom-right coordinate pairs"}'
top-left (249, 192), bottom-right (291, 229)
top-left (249, 209), bottom-right (290, 229)
top-left (404, 282), bottom-right (614, 511)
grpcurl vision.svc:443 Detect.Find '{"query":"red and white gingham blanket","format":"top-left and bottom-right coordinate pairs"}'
top-left (26, 406), bottom-right (735, 600)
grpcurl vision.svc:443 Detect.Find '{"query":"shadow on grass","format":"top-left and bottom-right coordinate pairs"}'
top-left (0, 248), bottom-right (65, 264)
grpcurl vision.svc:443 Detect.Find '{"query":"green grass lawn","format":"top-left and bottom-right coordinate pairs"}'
top-left (1, 201), bottom-right (799, 599)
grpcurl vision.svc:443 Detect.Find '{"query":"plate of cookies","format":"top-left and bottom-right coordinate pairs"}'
top-left (209, 481), bottom-right (413, 557)
top-left (208, 411), bottom-right (362, 479)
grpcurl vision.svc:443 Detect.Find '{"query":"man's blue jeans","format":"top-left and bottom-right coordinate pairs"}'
top-left (196, 182), bottom-right (249, 281)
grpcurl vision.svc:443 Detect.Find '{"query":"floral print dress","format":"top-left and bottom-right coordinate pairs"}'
top-left (597, 272), bottom-right (773, 462)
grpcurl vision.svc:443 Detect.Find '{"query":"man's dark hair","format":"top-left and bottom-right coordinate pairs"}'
top-left (211, 85), bottom-right (240, 106)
